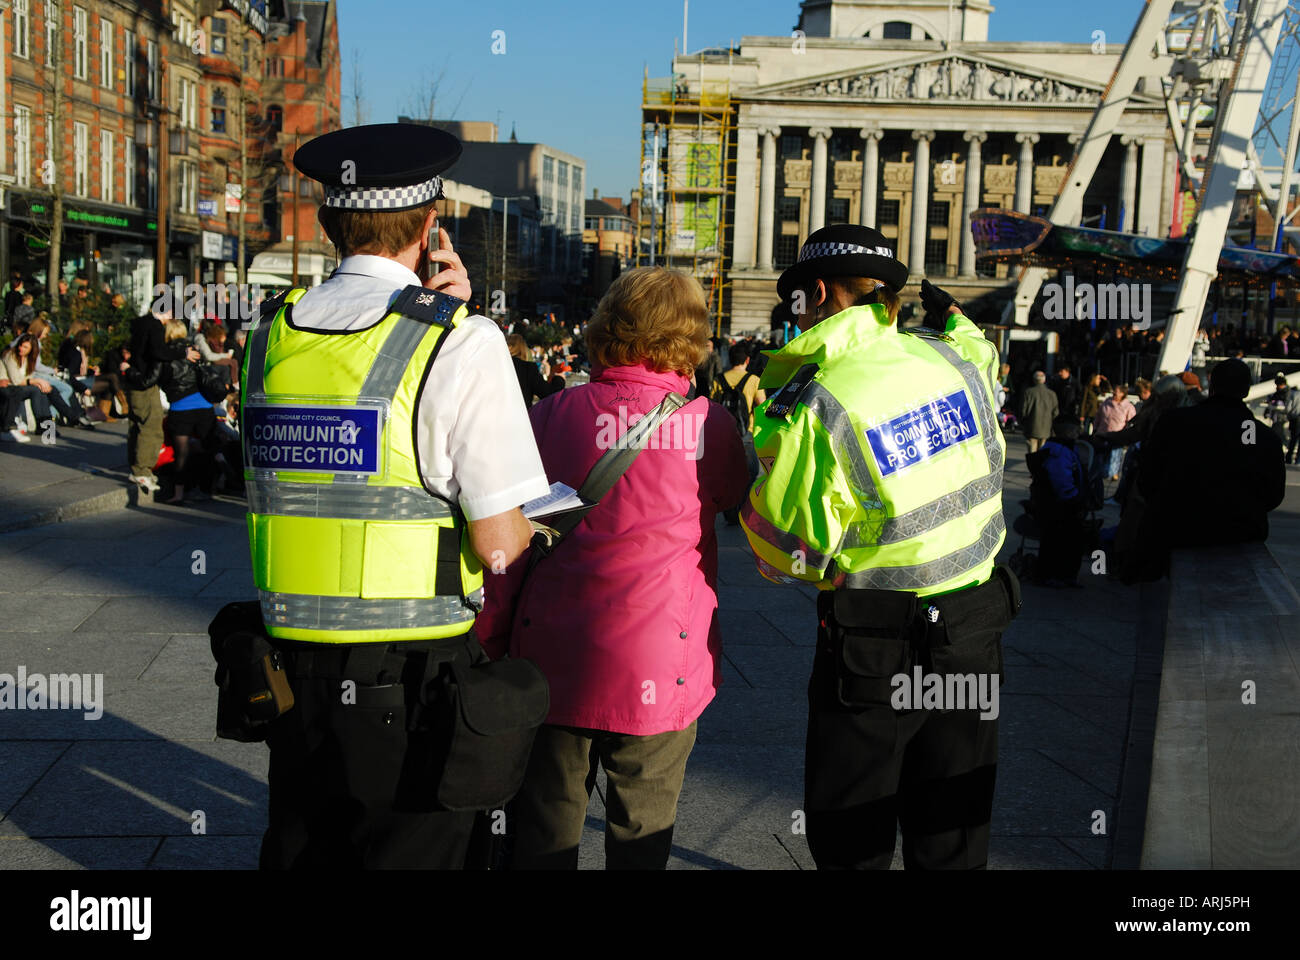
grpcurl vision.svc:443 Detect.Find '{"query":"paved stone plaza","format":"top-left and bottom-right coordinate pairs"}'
top-left (0, 422), bottom-right (1296, 869)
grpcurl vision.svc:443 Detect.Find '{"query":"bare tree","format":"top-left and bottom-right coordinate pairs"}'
top-left (349, 47), bottom-right (366, 127)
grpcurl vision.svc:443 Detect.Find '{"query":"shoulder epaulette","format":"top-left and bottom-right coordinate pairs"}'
top-left (257, 290), bottom-right (287, 326)
top-left (389, 284), bottom-right (464, 328)
top-left (764, 363), bottom-right (820, 420)
top-left (904, 326), bottom-right (954, 343)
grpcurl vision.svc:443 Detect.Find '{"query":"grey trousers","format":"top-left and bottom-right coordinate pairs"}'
top-left (511, 721), bottom-right (697, 870)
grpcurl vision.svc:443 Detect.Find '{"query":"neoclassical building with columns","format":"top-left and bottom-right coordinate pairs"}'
top-left (665, 0), bottom-right (1176, 331)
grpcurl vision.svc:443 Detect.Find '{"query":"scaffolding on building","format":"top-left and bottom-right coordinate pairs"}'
top-left (639, 68), bottom-right (736, 333)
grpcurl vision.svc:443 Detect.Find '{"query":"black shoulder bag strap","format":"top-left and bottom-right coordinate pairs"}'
top-left (529, 391), bottom-right (689, 568)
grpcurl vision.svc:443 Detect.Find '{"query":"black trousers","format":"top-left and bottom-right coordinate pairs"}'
top-left (804, 586), bottom-right (1005, 870)
top-left (259, 632), bottom-right (484, 870)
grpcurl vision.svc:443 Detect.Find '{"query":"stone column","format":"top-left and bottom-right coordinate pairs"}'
top-left (809, 126), bottom-right (832, 234)
top-left (859, 127), bottom-right (883, 227)
top-left (1015, 132), bottom-right (1039, 214)
top-left (1137, 136), bottom-right (1163, 236)
top-left (909, 130), bottom-right (935, 274)
top-left (1118, 135), bottom-right (1138, 233)
top-left (960, 131), bottom-right (986, 277)
top-left (732, 124), bottom-right (760, 270)
top-left (757, 125), bottom-right (781, 271)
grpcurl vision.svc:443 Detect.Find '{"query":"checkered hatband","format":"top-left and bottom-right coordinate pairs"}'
top-left (323, 175), bottom-right (444, 211)
top-left (797, 241), bottom-right (895, 262)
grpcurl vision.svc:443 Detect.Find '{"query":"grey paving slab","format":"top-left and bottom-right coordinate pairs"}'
top-left (0, 595), bottom-right (105, 632)
top-left (17, 562), bottom-right (212, 597)
top-left (716, 583), bottom-right (814, 617)
top-left (696, 685), bottom-right (806, 747)
top-left (0, 631), bottom-right (170, 680)
top-left (757, 606), bottom-right (818, 646)
top-left (673, 742), bottom-right (807, 871)
top-left (718, 609), bottom-right (791, 646)
top-left (0, 681), bottom-right (210, 741)
top-left (0, 554), bottom-right (77, 581)
top-left (138, 634), bottom-right (212, 684)
top-left (0, 837), bottom-right (160, 869)
top-left (722, 644), bottom-right (811, 692)
top-left (992, 748), bottom-right (1115, 838)
top-left (6, 535), bottom-right (182, 567)
top-left (79, 596), bottom-right (224, 635)
top-left (987, 837), bottom-right (1096, 869)
top-left (194, 568), bottom-right (257, 600)
top-left (0, 739), bottom-right (267, 838)
top-left (0, 741), bottom-right (70, 816)
top-left (149, 835), bottom-right (262, 870)
top-left (158, 539), bottom-right (255, 572)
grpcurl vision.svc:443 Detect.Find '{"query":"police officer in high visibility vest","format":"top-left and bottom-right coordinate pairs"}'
top-left (741, 224), bottom-right (1020, 870)
top-left (239, 124), bottom-right (550, 869)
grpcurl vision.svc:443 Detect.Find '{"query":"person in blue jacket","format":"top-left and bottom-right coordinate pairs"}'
top-left (1028, 417), bottom-right (1088, 587)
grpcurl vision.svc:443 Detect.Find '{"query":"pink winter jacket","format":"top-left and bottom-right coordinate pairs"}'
top-left (478, 362), bottom-right (749, 736)
top-left (1093, 396), bottom-right (1136, 435)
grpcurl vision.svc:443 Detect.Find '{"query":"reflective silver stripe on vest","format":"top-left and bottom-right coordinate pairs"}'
top-left (260, 589), bottom-right (482, 632)
top-left (844, 471), bottom-right (1004, 549)
top-left (246, 479), bottom-right (455, 520)
top-left (243, 304), bottom-right (277, 401)
top-left (740, 491), bottom-right (834, 575)
top-left (360, 313), bottom-right (438, 401)
top-left (839, 511), bottom-right (1005, 592)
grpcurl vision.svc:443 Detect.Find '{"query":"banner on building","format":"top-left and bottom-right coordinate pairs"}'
top-left (225, 183), bottom-right (242, 213)
top-left (669, 197), bottom-right (720, 255)
top-left (222, 0), bottom-right (269, 35)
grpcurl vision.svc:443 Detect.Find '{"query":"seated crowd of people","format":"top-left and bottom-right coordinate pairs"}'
top-left (2, 273), bottom-right (249, 504)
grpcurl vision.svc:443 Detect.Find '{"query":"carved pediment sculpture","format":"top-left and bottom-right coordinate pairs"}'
top-left (764, 56), bottom-right (1108, 106)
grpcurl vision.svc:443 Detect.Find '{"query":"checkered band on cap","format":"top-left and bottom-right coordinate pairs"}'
top-left (323, 176), bottom-right (444, 211)
top-left (798, 241), bottom-right (895, 263)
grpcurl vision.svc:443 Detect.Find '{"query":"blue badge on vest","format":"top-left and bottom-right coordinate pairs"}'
top-left (864, 390), bottom-right (978, 477)
top-left (245, 404), bottom-right (382, 474)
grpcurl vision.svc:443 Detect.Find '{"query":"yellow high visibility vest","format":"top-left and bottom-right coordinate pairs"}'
top-left (741, 302), bottom-right (1006, 598)
top-left (240, 284), bottom-right (484, 643)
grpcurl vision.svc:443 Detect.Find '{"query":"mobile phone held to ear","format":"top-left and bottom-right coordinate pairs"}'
top-left (420, 225), bottom-right (443, 284)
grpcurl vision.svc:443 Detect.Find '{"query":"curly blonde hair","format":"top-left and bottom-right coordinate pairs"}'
top-left (586, 267), bottom-right (710, 376)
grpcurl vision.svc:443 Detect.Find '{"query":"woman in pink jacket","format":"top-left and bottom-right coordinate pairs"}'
top-left (1094, 383), bottom-right (1137, 480)
top-left (488, 267), bottom-right (748, 869)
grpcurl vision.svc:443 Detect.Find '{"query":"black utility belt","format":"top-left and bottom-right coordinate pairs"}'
top-left (823, 565), bottom-right (1021, 710)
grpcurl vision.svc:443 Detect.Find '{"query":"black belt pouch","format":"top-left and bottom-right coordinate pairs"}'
top-left (424, 656), bottom-right (550, 812)
top-left (828, 589), bottom-right (918, 709)
top-left (208, 600), bottom-right (295, 742)
top-left (921, 565), bottom-right (1021, 681)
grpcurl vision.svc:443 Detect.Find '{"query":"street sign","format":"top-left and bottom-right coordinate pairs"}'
top-left (198, 199), bottom-right (217, 217)
top-left (225, 184), bottom-right (242, 213)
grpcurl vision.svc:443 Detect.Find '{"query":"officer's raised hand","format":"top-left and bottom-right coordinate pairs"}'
top-left (423, 225), bottom-right (472, 302)
top-left (920, 278), bottom-right (961, 322)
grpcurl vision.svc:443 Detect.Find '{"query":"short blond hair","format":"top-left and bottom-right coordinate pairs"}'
top-left (504, 333), bottom-right (530, 362)
top-left (799, 275), bottom-right (900, 324)
top-left (586, 267), bottom-right (710, 376)
top-left (164, 319), bottom-right (188, 342)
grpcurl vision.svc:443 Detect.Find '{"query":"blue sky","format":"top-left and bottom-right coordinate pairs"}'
top-left (336, 0), bottom-right (1146, 198)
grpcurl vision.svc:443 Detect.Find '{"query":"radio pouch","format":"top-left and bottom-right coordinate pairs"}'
top-left (209, 600), bottom-right (295, 742)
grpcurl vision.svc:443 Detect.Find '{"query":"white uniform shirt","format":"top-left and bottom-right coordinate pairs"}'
top-left (289, 255), bottom-right (549, 522)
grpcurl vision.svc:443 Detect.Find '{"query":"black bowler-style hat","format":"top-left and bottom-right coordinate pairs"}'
top-left (293, 123), bottom-right (462, 212)
top-left (777, 223), bottom-right (909, 300)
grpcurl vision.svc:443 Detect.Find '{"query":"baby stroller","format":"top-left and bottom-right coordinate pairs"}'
top-left (1007, 438), bottom-right (1105, 581)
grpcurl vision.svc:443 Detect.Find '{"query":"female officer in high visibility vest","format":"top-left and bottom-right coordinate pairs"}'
top-left (235, 124), bottom-right (550, 869)
top-left (741, 224), bottom-right (1020, 870)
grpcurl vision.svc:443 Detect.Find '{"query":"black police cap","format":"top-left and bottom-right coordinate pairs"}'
top-left (293, 123), bottom-right (462, 212)
top-left (777, 224), bottom-right (910, 300)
